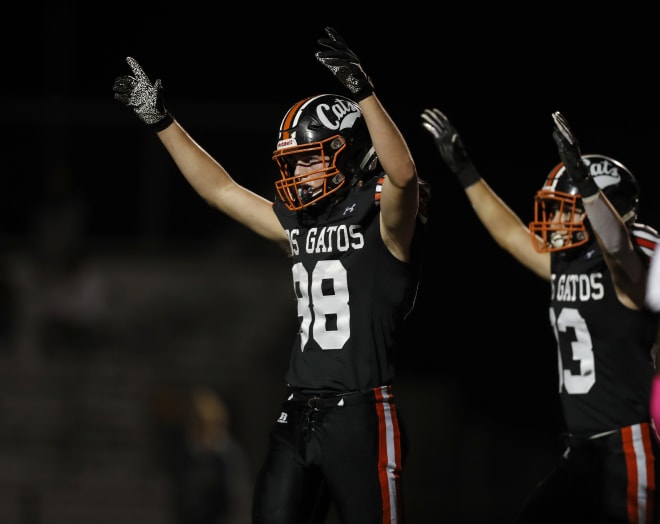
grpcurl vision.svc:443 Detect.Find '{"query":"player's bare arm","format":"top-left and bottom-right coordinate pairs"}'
top-left (421, 108), bottom-right (550, 280)
top-left (316, 27), bottom-right (418, 262)
top-left (113, 57), bottom-right (288, 249)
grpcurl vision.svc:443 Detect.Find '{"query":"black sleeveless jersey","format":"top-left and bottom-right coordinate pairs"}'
top-left (550, 223), bottom-right (660, 435)
top-left (272, 175), bottom-right (425, 392)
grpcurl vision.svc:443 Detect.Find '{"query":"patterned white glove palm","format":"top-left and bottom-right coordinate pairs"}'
top-left (113, 57), bottom-right (173, 131)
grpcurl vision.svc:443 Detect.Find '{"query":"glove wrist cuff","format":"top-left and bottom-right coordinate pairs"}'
top-left (576, 176), bottom-right (599, 201)
top-left (353, 85), bottom-right (374, 102)
top-left (456, 162), bottom-right (481, 189)
top-left (151, 112), bottom-right (174, 132)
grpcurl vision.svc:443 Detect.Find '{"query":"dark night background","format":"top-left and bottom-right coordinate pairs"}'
top-left (1, 3), bottom-right (659, 523)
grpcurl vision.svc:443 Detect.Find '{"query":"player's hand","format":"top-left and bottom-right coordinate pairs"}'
top-left (316, 27), bottom-right (374, 101)
top-left (551, 111), bottom-right (585, 180)
top-left (421, 108), bottom-right (481, 189)
top-left (552, 111), bottom-right (598, 198)
top-left (420, 108), bottom-right (471, 174)
top-left (113, 57), bottom-right (173, 131)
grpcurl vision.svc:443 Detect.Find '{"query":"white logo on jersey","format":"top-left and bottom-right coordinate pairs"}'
top-left (277, 412), bottom-right (288, 424)
top-left (343, 203), bottom-right (357, 215)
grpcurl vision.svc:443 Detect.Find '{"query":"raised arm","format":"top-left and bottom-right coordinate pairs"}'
top-left (316, 27), bottom-right (419, 262)
top-left (552, 111), bottom-right (646, 307)
top-left (112, 57), bottom-right (287, 247)
top-left (421, 108), bottom-right (550, 280)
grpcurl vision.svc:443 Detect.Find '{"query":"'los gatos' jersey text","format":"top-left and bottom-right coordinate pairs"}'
top-left (551, 272), bottom-right (605, 302)
top-left (287, 225), bottom-right (365, 255)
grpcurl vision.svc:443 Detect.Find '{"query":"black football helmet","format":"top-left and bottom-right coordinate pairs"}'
top-left (529, 154), bottom-right (640, 252)
top-left (273, 94), bottom-right (378, 211)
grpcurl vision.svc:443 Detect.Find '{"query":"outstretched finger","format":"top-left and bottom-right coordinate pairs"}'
top-left (126, 56), bottom-right (150, 83)
top-left (552, 112), bottom-right (575, 145)
top-left (421, 116), bottom-right (443, 138)
top-left (421, 122), bottom-right (441, 139)
top-left (423, 109), bottom-right (448, 132)
top-left (324, 26), bottom-right (343, 43)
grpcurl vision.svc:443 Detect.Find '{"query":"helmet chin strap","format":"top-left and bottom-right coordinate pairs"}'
top-left (359, 146), bottom-right (377, 172)
top-left (298, 183), bottom-right (329, 207)
top-left (298, 185), bottom-right (316, 205)
top-left (347, 146), bottom-right (378, 188)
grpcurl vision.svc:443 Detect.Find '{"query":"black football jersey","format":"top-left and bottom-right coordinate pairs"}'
top-left (550, 223), bottom-right (660, 435)
top-left (272, 175), bottom-right (425, 392)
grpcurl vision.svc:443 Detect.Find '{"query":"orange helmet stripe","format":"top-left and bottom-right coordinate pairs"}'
top-left (279, 97), bottom-right (312, 140)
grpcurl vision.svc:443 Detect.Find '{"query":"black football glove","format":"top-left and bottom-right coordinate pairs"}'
top-left (316, 27), bottom-right (374, 102)
top-left (551, 111), bottom-right (599, 199)
top-left (420, 108), bottom-right (481, 189)
top-left (113, 57), bottom-right (173, 131)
